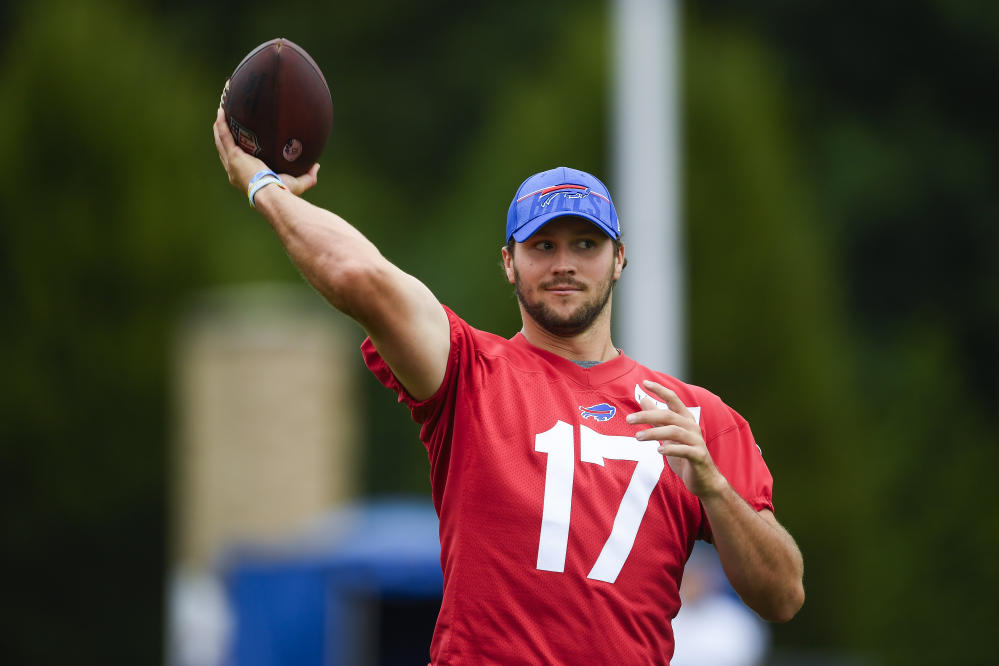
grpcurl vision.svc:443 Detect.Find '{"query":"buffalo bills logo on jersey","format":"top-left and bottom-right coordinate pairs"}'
top-left (579, 403), bottom-right (616, 421)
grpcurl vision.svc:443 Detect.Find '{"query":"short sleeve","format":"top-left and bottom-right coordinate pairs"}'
top-left (360, 306), bottom-right (467, 455)
top-left (698, 406), bottom-right (774, 540)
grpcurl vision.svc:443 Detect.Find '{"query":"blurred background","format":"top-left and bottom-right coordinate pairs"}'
top-left (1, 0), bottom-right (998, 664)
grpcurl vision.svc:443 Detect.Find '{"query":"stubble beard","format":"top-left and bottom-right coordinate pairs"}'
top-left (514, 265), bottom-right (617, 338)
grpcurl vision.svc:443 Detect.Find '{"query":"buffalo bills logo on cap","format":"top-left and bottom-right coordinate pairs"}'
top-left (521, 184), bottom-right (611, 209)
top-left (580, 403), bottom-right (616, 422)
top-left (542, 186), bottom-right (590, 204)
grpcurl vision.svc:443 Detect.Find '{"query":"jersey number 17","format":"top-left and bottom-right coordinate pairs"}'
top-left (534, 421), bottom-right (664, 584)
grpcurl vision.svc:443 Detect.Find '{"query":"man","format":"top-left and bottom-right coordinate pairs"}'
top-left (213, 108), bottom-right (804, 664)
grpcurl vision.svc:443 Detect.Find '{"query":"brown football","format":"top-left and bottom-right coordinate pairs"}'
top-left (222, 38), bottom-right (333, 177)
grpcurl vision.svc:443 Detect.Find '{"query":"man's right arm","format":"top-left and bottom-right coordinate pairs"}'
top-left (213, 108), bottom-right (449, 401)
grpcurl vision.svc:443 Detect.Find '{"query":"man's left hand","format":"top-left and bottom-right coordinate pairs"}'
top-left (626, 379), bottom-right (727, 498)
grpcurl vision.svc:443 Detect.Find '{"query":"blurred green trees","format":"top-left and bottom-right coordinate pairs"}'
top-left (1, 0), bottom-right (997, 664)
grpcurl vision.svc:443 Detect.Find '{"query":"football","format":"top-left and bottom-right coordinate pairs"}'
top-left (222, 38), bottom-right (333, 177)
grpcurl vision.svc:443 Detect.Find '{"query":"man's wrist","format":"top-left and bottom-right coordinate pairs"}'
top-left (247, 169), bottom-right (286, 208)
top-left (695, 471), bottom-right (731, 502)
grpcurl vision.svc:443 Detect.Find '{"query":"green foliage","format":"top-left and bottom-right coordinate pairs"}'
top-left (683, 17), bottom-right (864, 654)
top-left (0, 0), bottom-right (295, 662)
top-left (692, 2), bottom-right (999, 663)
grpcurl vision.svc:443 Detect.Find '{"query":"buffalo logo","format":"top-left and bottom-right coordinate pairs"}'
top-left (579, 403), bottom-right (616, 422)
top-left (540, 184), bottom-right (592, 208)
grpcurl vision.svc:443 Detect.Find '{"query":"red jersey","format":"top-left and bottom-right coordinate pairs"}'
top-left (362, 307), bottom-right (773, 665)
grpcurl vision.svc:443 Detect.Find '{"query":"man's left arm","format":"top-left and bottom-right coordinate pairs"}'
top-left (697, 488), bottom-right (804, 622)
top-left (627, 380), bottom-right (805, 622)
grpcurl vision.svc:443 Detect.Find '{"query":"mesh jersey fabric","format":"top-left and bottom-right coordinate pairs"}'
top-left (361, 306), bottom-right (774, 665)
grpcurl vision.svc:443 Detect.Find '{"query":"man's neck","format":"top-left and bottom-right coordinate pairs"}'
top-left (518, 311), bottom-right (619, 363)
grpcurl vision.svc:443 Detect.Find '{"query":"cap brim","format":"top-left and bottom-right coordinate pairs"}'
top-left (510, 211), bottom-right (619, 242)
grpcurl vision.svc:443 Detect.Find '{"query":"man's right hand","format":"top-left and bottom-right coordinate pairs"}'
top-left (213, 106), bottom-right (319, 196)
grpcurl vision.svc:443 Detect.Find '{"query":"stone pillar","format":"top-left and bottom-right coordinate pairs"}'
top-left (171, 283), bottom-right (359, 569)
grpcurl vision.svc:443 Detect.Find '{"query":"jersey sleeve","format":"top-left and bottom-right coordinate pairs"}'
top-left (698, 404), bottom-right (774, 540)
top-left (359, 305), bottom-right (466, 456)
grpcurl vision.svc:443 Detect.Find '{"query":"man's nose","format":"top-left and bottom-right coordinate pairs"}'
top-left (551, 247), bottom-right (576, 275)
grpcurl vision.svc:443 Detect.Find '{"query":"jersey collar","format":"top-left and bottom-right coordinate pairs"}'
top-left (510, 332), bottom-right (636, 386)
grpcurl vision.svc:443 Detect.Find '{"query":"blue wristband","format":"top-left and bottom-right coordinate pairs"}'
top-left (247, 174), bottom-right (286, 208)
top-left (248, 169), bottom-right (280, 186)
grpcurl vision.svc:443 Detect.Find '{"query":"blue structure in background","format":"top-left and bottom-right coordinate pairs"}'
top-left (222, 498), bottom-right (443, 666)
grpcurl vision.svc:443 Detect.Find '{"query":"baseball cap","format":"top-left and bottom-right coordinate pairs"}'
top-left (506, 166), bottom-right (620, 242)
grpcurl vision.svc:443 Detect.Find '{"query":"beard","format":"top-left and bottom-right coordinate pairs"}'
top-left (514, 265), bottom-right (617, 337)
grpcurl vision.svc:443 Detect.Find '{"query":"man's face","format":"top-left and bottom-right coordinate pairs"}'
top-left (502, 216), bottom-right (624, 337)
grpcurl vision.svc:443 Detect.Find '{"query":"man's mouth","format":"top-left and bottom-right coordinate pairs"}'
top-left (543, 279), bottom-right (585, 291)
top-left (546, 284), bottom-right (583, 294)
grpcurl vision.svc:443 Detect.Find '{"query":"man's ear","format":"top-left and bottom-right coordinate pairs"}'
top-left (501, 245), bottom-right (516, 284)
top-left (614, 242), bottom-right (626, 279)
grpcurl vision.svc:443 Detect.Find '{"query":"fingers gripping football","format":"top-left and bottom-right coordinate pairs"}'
top-left (214, 106), bottom-right (319, 196)
top-left (214, 106), bottom-right (264, 189)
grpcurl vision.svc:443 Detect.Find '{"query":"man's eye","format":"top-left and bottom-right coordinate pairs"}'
top-left (535, 241), bottom-right (554, 251)
top-left (578, 239), bottom-right (596, 249)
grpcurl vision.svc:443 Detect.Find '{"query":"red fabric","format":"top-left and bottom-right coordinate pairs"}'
top-left (362, 307), bottom-right (774, 665)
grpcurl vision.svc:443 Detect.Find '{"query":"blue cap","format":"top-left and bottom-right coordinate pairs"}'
top-left (506, 166), bottom-right (620, 242)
